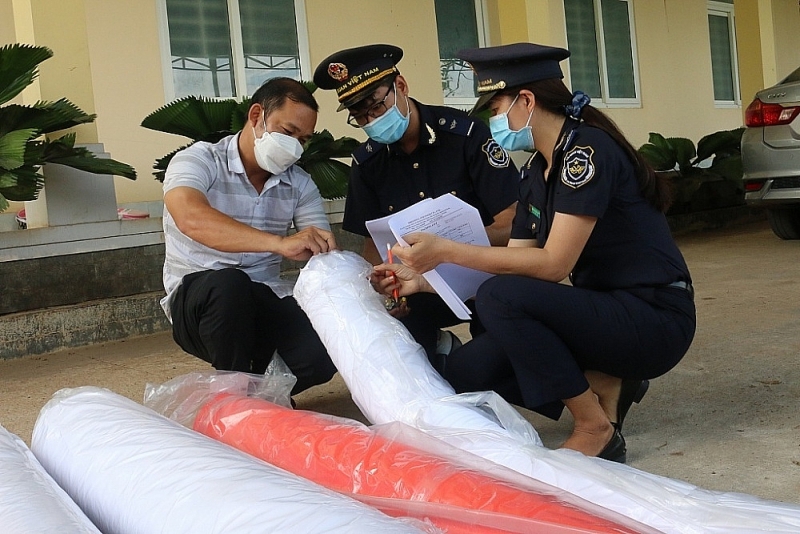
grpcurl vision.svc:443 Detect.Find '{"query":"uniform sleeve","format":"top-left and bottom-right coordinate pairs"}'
top-left (464, 120), bottom-right (520, 217)
top-left (341, 160), bottom-right (379, 236)
top-left (163, 143), bottom-right (215, 195)
top-left (553, 130), bottom-right (620, 219)
top-left (292, 169), bottom-right (331, 232)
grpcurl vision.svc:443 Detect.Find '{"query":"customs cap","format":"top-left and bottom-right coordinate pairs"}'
top-left (313, 44), bottom-right (402, 111)
top-left (457, 42), bottom-right (570, 113)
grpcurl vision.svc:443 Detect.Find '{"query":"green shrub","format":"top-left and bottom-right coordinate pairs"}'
top-left (638, 128), bottom-right (745, 214)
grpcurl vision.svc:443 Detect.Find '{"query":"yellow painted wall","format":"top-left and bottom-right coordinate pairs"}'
top-left (0, 1), bottom-right (15, 43)
top-left (771, 0), bottom-right (800, 81)
top-left (2, 0), bottom-right (43, 214)
top-left (522, 0), bottom-right (566, 47)
top-left (735, 0), bottom-right (765, 107)
top-left (733, 0), bottom-right (799, 116)
top-left (3, 0), bottom-right (792, 207)
top-left (491, 0), bottom-right (530, 44)
top-left (507, 1), bottom-right (746, 146)
top-left (305, 0), bottom-right (444, 145)
top-left (25, 1), bottom-right (175, 204)
top-left (82, 0), bottom-right (172, 203)
top-left (29, 0), bottom-right (98, 143)
top-left (602, 2), bottom-right (743, 146)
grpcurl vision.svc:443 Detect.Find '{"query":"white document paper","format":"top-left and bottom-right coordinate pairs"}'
top-left (366, 194), bottom-right (493, 320)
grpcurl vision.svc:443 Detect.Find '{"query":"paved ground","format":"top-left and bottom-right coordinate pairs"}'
top-left (1, 219), bottom-right (798, 506)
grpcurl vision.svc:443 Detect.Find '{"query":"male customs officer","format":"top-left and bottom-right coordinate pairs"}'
top-left (313, 44), bottom-right (520, 363)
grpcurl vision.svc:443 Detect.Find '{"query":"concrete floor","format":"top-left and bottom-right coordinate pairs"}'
top-left (1, 219), bottom-right (798, 507)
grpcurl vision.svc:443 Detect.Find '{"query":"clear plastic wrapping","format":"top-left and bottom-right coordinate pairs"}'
top-left (293, 251), bottom-right (800, 534)
top-left (31, 387), bottom-right (433, 534)
top-left (192, 391), bottom-right (644, 534)
top-left (0, 424), bottom-right (101, 533)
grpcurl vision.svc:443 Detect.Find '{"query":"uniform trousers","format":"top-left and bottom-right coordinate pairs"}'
top-left (443, 275), bottom-right (696, 420)
top-left (400, 293), bottom-right (485, 364)
top-left (170, 268), bottom-right (337, 395)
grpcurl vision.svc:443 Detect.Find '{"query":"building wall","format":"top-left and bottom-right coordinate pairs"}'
top-left (2, 0), bottom-right (798, 208)
top-left (771, 0), bottom-right (800, 81)
top-left (305, 0), bottom-right (444, 145)
top-left (735, 0), bottom-right (765, 108)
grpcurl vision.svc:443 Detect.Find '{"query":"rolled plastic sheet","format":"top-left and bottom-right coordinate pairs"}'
top-left (0, 424), bottom-right (101, 534)
top-left (194, 392), bottom-right (643, 534)
top-left (294, 251), bottom-right (800, 534)
top-left (30, 387), bottom-right (433, 534)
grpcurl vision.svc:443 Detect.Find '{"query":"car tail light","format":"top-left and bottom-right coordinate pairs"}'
top-left (745, 99), bottom-right (800, 127)
top-left (744, 180), bottom-right (766, 192)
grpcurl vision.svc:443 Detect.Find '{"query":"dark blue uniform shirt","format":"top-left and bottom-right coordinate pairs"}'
top-left (511, 119), bottom-right (691, 290)
top-left (343, 100), bottom-right (520, 236)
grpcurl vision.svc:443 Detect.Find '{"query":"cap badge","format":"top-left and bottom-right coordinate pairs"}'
top-left (328, 62), bottom-right (348, 82)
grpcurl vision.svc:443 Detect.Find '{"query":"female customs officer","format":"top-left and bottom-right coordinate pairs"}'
top-left (375, 43), bottom-right (696, 463)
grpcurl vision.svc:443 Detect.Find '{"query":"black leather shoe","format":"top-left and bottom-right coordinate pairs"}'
top-left (597, 427), bottom-right (627, 463)
top-left (615, 379), bottom-right (649, 432)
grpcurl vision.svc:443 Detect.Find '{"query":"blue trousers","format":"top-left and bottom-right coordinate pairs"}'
top-left (443, 276), bottom-right (696, 420)
top-left (170, 268), bottom-right (337, 395)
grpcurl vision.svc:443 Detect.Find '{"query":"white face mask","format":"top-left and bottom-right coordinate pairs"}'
top-left (252, 114), bottom-right (304, 175)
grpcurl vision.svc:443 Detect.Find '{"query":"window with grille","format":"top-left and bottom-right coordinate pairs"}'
top-left (708, 0), bottom-right (740, 106)
top-left (564, 0), bottom-right (640, 106)
top-left (160, 0), bottom-right (307, 99)
top-left (435, 0), bottom-right (489, 108)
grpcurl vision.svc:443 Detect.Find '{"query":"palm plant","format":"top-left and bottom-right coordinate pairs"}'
top-left (0, 43), bottom-right (136, 213)
top-left (141, 83), bottom-right (359, 199)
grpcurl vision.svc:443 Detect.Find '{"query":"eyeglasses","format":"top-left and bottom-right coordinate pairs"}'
top-left (346, 87), bottom-right (394, 127)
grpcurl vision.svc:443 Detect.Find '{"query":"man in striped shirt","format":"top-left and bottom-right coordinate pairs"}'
top-left (161, 78), bottom-right (337, 394)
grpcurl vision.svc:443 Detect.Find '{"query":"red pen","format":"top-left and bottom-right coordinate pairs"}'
top-left (386, 243), bottom-right (400, 302)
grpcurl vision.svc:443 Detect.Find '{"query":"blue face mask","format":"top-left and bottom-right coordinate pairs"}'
top-left (362, 86), bottom-right (411, 144)
top-left (489, 94), bottom-right (534, 152)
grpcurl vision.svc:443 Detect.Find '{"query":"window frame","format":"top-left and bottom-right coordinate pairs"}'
top-left (563, 0), bottom-right (642, 109)
top-left (438, 0), bottom-right (490, 109)
top-left (707, 0), bottom-right (741, 108)
top-left (156, 0), bottom-right (312, 101)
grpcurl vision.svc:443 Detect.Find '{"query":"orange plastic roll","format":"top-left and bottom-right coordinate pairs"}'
top-left (195, 393), bottom-right (641, 534)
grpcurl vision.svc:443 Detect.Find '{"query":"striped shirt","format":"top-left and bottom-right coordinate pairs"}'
top-left (160, 133), bottom-right (329, 320)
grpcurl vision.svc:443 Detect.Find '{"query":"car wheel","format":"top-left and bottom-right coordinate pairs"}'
top-left (766, 207), bottom-right (800, 240)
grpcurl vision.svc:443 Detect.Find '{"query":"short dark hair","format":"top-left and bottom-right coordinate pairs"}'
top-left (249, 77), bottom-right (319, 117)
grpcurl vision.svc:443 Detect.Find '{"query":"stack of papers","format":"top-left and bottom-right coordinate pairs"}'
top-left (365, 194), bottom-right (493, 319)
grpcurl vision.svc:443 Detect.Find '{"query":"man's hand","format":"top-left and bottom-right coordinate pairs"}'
top-left (278, 227), bottom-right (337, 261)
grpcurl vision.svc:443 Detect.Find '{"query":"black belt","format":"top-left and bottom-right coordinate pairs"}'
top-left (666, 280), bottom-right (694, 299)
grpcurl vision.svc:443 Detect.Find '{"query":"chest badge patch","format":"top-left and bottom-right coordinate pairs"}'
top-left (562, 145), bottom-right (595, 189)
top-left (482, 139), bottom-right (510, 168)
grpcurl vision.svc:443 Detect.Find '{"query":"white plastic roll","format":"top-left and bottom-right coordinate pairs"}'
top-left (294, 251), bottom-right (800, 534)
top-left (30, 387), bottom-right (430, 534)
top-left (0, 424), bottom-right (100, 534)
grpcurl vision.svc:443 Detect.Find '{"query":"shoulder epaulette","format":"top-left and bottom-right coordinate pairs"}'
top-left (431, 107), bottom-right (476, 137)
top-left (352, 139), bottom-right (385, 165)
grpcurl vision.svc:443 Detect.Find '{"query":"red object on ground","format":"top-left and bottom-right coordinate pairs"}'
top-left (194, 394), bottom-right (639, 534)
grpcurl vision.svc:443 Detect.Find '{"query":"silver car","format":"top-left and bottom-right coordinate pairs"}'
top-left (741, 65), bottom-right (800, 239)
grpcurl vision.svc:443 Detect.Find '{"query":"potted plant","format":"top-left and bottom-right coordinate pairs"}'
top-left (140, 84), bottom-right (359, 200)
top-left (0, 43), bottom-right (136, 215)
top-left (638, 129), bottom-right (745, 215)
